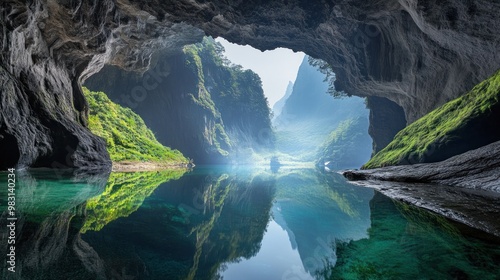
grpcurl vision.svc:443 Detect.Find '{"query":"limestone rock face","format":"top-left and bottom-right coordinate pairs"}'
top-left (159, 0), bottom-right (500, 122)
top-left (2, 0), bottom-right (500, 168)
top-left (0, 0), bottom-right (202, 168)
top-left (343, 140), bottom-right (500, 193)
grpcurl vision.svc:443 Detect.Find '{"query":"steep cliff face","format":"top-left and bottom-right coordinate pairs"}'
top-left (86, 38), bottom-right (273, 164)
top-left (86, 51), bottom-right (231, 164)
top-left (2, 0), bottom-right (500, 168)
top-left (272, 81), bottom-right (293, 123)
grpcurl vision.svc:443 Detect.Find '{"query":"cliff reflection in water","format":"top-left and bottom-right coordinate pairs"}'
top-left (2, 167), bottom-right (500, 280)
top-left (0, 170), bottom-right (110, 280)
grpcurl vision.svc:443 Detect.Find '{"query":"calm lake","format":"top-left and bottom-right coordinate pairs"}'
top-left (1, 166), bottom-right (499, 279)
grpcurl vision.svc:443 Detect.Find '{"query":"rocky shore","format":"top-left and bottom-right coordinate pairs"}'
top-left (342, 140), bottom-right (500, 237)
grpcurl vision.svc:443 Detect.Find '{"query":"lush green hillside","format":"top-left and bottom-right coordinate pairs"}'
top-left (84, 87), bottom-right (188, 164)
top-left (364, 69), bottom-right (500, 169)
top-left (85, 37), bottom-right (273, 164)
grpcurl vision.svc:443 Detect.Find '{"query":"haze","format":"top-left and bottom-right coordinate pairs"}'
top-left (215, 37), bottom-right (305, 108)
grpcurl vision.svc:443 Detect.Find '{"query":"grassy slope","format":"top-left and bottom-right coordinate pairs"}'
top-left (364, 69), bottom-right (500, 169)
top-left (84, 87), bottom-right (188, 164)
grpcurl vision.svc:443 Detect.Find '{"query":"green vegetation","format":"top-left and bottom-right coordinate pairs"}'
top-left (81, 170), bottom-right (186, 233)
top-left (184, 37), bottom-right (274, 151)
top-left (364, 69), bottom-right (500, 169)
top-left (84, 87), bottom-right (189, 164)
top-left (317, 117), bottom-right (372, 169)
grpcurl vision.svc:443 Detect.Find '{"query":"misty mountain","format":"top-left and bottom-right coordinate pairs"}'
top-left (274, 56), bottom-right (372, 168)
top-left (272, 81), bottom-right (294, 123)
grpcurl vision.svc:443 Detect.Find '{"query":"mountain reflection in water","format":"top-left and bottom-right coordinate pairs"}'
top-left (1, 167), bottom-right (499, 280)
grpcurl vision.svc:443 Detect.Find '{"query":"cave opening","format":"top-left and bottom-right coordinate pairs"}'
top-left (214, 37), bottom-right (375, 169)
top-left (85, 36), bottom-right (374, 169)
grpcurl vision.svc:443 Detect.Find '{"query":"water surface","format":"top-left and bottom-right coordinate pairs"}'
top-left (1, 167), bottom-right (499, 279)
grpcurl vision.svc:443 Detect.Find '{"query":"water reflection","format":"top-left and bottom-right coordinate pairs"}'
top-left (320, 192), bottom-right (500, 279)
top-left (1, 167), bottom-right (499, 280)
top-left (82, 167), bottom-right (276, 280)
top-left (0, 170), bottom-right (109, 280)
top-left (81, 170), bottom-right (186, 233)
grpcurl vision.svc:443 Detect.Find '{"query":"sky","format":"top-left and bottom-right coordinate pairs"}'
top-left (215, 37), bottom-right (305, 108)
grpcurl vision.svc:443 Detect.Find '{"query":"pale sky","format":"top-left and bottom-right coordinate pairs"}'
top-left (215, 37), bottom-right (305, 108)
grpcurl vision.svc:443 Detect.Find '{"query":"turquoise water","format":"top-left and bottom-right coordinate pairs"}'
top-left (1, 167), bottom-right (499, 279)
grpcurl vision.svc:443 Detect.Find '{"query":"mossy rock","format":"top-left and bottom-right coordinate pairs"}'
top-left (364, 69), bottom-right (500, 169)
top-left (84, 87), bottom-right (188, 164)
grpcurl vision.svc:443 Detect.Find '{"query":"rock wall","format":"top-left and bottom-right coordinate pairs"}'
top-left (366, 96), bottom-right (407, 154)
top-left (86, 54), bottom-right (231, 164)
top-left (2, 0), bottom-right (500, 168)
top-left (86, 38), bottom-right (273, 164)
top-left (158, 0), bottom-right (500, 122)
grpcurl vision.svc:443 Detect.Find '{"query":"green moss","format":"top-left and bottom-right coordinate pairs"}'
top-left (182, 37), bottom-right (274, 156)
top-left (364, 69), bottom-right (500, 169)
top-left (84, 87), bottom-right (189, 164)
top-left (81, 170), bottom-right (186, 233)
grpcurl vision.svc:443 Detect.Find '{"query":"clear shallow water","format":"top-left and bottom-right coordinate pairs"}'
top-left (0, 167), bottom-right (499, 280)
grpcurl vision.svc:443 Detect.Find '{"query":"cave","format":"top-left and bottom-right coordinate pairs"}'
top-left (2, 1), bottom-right (500, 279)
top-left (2, 0), bottom-right (500, 170)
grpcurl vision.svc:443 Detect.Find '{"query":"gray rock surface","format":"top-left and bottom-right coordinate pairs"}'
top-left (366, 96), bottom-right (407, 154)
top-left (343, 140), bottom-right (500, 193)
top-left (342, 141), bottom-right (500, 236)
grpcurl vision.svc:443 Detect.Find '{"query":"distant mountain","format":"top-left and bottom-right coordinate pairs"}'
top-left (272, 81), bottom-right (294, 123)
top-left (274, 56), bottom-right (372, 168)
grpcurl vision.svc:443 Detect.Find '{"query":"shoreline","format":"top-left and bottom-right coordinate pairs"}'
top-left (340, 172), bottom-right (500, 238)
top-left (112, 161), bottom-right (193, 172)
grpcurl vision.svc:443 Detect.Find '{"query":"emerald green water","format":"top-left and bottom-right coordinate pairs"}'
top-left (1, 167), bottom-right (499, 280)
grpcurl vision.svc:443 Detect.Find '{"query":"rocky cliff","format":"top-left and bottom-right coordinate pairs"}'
top-left (1, 0), bottom-right (500, 168)
top-left (272, 81), bottom-right (293, 123)
top-left (86, 38), bottom-right (273, 164)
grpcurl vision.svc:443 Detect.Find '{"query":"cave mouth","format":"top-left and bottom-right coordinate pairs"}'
top-left (84, 36), bottom-right (375, 168)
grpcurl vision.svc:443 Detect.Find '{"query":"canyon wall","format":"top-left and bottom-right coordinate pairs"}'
top-left (86, 38), bottom-right (273, 164)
